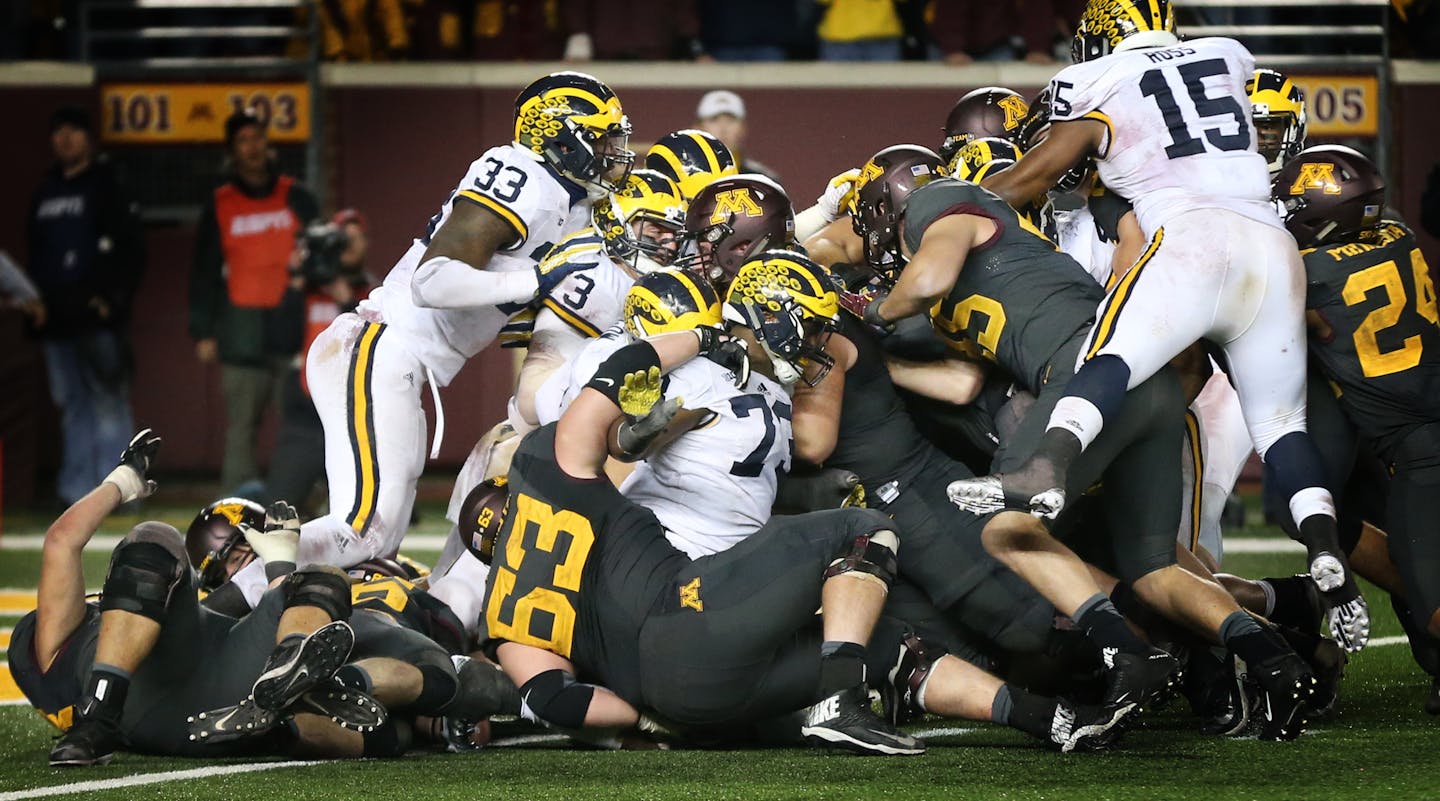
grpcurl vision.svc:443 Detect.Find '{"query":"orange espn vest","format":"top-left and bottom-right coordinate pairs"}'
top-left (214, 175), bottom-right (298, 309)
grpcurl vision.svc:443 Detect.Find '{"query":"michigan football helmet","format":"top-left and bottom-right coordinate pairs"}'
top-left (948, 137), bottom-right (1024, 183)
top-left (724, 250), bottom-right (841, 387)
top-left (939, 87), bottom-right (1030, 163)
top-left (186, 497), bottom-right (265, 590)
top-left (645, 129), bottom-right (740, 201)
top-left (623, 268), bottom-right (724, 338)
top-left (1273, 145), bottom-right (1385, 248)
top-left (514, 71), bottom-right (634, 198)
top-left (678, 174), bottom-right (796, 287)
top-left (594, 169), bottom-right (687, 273)
top-left (1072, 0), bottom-right (1178, 63)
top-left (1247, 68), bottom-right (1308, 177)
top-left (850, 144), bottom-right (946, 277)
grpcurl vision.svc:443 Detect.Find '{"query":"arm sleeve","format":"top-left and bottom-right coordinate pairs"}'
top-left (410, 256), bottom-right (540, 309)
top-left (189, 197), bottom-right (224, 340)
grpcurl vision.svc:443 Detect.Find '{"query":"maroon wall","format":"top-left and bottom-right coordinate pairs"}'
top-left (3, 78), bottom-right (1437, 503)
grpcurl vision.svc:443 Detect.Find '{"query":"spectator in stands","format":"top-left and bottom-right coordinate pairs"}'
top-left (816, 0), bottom-right (905, 61)
top-left (262, 209), bottom-right (374, 510)
top-left (927, 0), bottom-right (1078, 64)
top-left (316, 0), bottom-right (410, 61)
top-left (189, 109), bottom-right (319, 494)
top-left (698, 0), bottom-right (802, 61)
top-left (695, 90), bottom-right (780, 181)
top-left (561, 0), bottom-right (703, 60)
top-left (26, 106), bottom-right (145, 506)
top-left (471, 0), bottom-right (564, 60)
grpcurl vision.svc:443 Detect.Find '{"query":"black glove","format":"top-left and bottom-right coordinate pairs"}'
top-left (695, 327), bottom-right (751, 388)
top-left (616, 397), bottom-right (684, 459)
top-left (1089, 184), bottom-right (1134, 244)
top-left (103, 428), bottom-right (161, 503)
top-left (775, 468), bottom-right (865, 513)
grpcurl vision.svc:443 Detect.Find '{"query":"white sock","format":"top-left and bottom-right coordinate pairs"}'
top-left (1288, 486), bottom-right (1336, 532)
top-left (1046, 396), bottom-right (1105, 451)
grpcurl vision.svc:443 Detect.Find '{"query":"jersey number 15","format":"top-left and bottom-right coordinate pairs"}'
top-left (1139, 59), bottom-right (1251, 160)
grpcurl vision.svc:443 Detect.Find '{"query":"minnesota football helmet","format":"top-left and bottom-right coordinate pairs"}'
top-left (1273, 145), bottom-right (1385, 248)
top-left (186, 497), bottom-right (265, 590)
top-left (939, 87), bottom-right (1030, 163)
top-left (948, 137), bottom-right (1023, 183)
top-left (1018, 86), bottom-right (1096, 194)
top-left (723, 250), bottom-right (841, 387)
top-left (623, 268), bottom-right (723, 338)
top-left (678, 174), bottom-right (796, 287)
top-left (594, 169), bottom-right (687, 273)
top-left (1247, 68), bottom-right (1308, 177)
top-left (1072, 0), bottom-right (1178, 63)
top-left (514, 71), bottom-right (634, 198)
top-left (645, 129), bottom-right (740, 201)
top-left (458, 476), bottom-right (510, 566)
top-left (849, 145), bottom-right (945, 277)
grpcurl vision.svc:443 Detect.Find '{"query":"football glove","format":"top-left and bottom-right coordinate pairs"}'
top-left (535, 258), bottom-right (597, 300)
top-left (241, 500), bottom-right (301, 566)
top-left (103, 428), bottom-right (161, 503)
top-left (617, 397), bottom-right (684, 458)
top-left (617, 365), bottom-right (664, 417)
top-left (839, 286), bottom-right (894, 336)
top-left (695, 327), bottom-right (751, 388)
top-left (817, 167), bottom-right (862, 222)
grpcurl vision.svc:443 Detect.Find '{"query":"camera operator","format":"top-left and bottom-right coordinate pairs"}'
top-left (261, 208), bottom-right (373, 510)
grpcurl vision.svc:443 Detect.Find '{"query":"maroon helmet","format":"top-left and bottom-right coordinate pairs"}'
top-left (346, 557), bottom-right (416, 582)
top-left (1274, 145), bottom-right (1385, 248)
top-left (186, 497), bottom-right (265, 590)
top-left (677, 174), bottom-right (796, 288)
top-left (940, 87), bottom-right (1030, 163)
top-left (459, 476), bottom-right (511, 565)
top-left (850, 145), bottom-right (946, 279)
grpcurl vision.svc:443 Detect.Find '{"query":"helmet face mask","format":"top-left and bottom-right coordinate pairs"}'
top-left (1247, 69), bottom-right (1308, 177)
top-left (186, 497), bottom-right (265, 590)
top-left (1072, 0), bottom-right (1178, 63)
top-left (597, 169), bottom-right (687, 273)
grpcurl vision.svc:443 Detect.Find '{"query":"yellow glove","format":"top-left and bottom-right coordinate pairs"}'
top-left (618, 365), bottom-right (664, 417)
top-left (819, 167), bottom-right (863, 221)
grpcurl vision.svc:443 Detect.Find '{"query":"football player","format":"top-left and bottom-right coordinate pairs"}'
top-left (678, 174), bottom-right (798, 289)
top-left (1248, 68), bottom-right (1308, 178)
top-left (645, 129), bottom-right (739, 201)
top-left (224, 72), bottom-right (633, 606)
top-left (938, 0), bottom-right (1368, 653)
top-left (1279, 145), bottom-right (1440, 711)
top-left (11, 430), bottom-right (386, 767)
top-left (843, 147), bottom-right (1321, 739)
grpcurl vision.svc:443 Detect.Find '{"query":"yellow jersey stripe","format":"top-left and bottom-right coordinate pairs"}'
top-left (346, 323), bottom-right (384, 534)
top-left (543, 298), bottom-right (603, 338)
top-left (1184, 410), bottom-right (1204, 553)
top-left (457, 190), bottom-right (529, 245)
top-left (1083, 110), bottom-right (1115, 159)
top-left (1087, 227), bottom-right (1164, 361)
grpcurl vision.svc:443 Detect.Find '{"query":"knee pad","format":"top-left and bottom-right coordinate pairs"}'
top-left (123, 521), bottom-right (188, 561)
top-left (281, 565), bottom-right (352, 621)
top-left (99, 541), bottom-right (185, 623)
top-left (825, 529), bottom-right (899, 591)
top-left (518, 669), bottom-right (594, 730)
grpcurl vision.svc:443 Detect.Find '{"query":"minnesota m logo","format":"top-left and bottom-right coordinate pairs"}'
top-left (679, 577), bottom-right (703, 612)
top-left (710, 189), bottom-right (764, 224)
top-left (1289, 163), bottom-right (1341, 196)
top-left (998, 95), bottom-right (1029, 130)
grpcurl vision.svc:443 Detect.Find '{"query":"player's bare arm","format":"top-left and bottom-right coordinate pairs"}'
top-left (803, 216), bottom-right (864, 268)
top-left (791, 332), bottom-right (857, 465)
top-left (982, 119), bottom-right (1107, 210)
top-left (885, 353), bottom-right (987, 405)
top-left (876, 214), bottom-right (994, 323)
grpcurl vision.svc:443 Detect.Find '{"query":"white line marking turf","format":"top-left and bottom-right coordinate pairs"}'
top-left (0, 761), bottom-right (328, 801)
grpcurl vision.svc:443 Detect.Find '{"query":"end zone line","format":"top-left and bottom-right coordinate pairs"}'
top-left (0, 760), bottom-right (330, 801)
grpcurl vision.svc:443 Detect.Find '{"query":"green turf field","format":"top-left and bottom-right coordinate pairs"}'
top-left (0, 504), bottom-right (1435, 801)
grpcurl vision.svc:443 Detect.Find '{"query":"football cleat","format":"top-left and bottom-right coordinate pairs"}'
top-left (946, 475), bottom-right (1065, 520)
top-left (49, 717), bottom-right (122, 767)
top-left (1197, 655), bottom-right (1255, 737)
top-left (187, 697), bottom-right (279, 745)
top-left (801, 684), bottom-right (925, 756)
top-left (879, 635), bottom-right (939, 727)
top-left (291, 678), bottom-right (386, 733)
top-left (1100, 646), bottom-right (1182, 711)
top-left (1250, 651), bottom-right (1317, 741)
top-left (1276, 625), bottom-right (1346, 718)
top-left (1047, 700), bottom-right (1136, 753)
top-left (252, 621), bottom-right (355, 711)
top-left (448, 654), bottom-right (522, 719)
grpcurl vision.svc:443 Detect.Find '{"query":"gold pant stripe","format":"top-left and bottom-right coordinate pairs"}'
top-left (1184, 409), bottom-right (1204, 553)
top-left (1086, 226), bottom-right (1164, 361)
top-left (345, 322), bottom-right (385, 534)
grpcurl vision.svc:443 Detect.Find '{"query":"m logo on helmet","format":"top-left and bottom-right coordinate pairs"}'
top-left (213, 503), bottom-right (247, 526)
top-left (1289, 163), bottom-right (1341, 196)
top-left (710, 189), bottom-right (764, 224)
top-left (998, 95), bottom-right (1029, 130)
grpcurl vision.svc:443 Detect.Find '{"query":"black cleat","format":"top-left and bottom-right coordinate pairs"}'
top-left (447, 655), bottom-right (521, 720)
top-left (187, 697), bottom-right (279, 745)
top-left (1197, 656), bottom-right (1254, 737)
top-left (801, 685), bottom-right (925, 756)
top-left (1101, 646), bottom-right (1182, 711)
top-left (1276, 626), bottom-right (1346, 718)
top-left (291, 678), bottom-right (386, 733)
top-left (252, 621), bottom-right (355, 712)
top-left (49, 717), bottom-right (122, 767)
top-left (1251, 651), bottom-right (1317, 741)
top-left (1047, 700), bottom-right (1136, 753)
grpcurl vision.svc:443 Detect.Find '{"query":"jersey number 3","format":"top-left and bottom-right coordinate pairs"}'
top-left (486, 493), bottom-right (596, 657)
top-left (1139, 59), bottom-right (1251, 160)
top-left (1344, 249), bottom-right (1440, 378)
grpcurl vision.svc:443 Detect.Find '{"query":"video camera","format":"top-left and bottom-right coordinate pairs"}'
top-left (296, 221), bottom-right (350, 286)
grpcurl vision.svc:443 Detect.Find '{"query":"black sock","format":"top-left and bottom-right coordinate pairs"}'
top-left (79, 664), bottom-right (131, 723)
top-left (1261, 575), bottom-right (1319, 632)
top-left (991, 683), bottom-right (1059, 740)
top-left (1037, 427), bottom-right (1084, 475)
top-left (1298, 513), bottom-right (1342, 562)
top-left (1075, 594), bottom-right (1150, 656)
top-left (818, 641), bottom-right (867, 696)
top-left (1221, 611), bottom-right (1288, 667)
top-left (415, 665), bottom-right (459, 715)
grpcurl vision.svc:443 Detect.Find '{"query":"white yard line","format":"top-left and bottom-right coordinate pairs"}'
top-left (910, 726), bottom-right (978, 738)
top-left (489, 733), bottom-right (571, 748)
top-left (0, 760), bottom-right (329, 801)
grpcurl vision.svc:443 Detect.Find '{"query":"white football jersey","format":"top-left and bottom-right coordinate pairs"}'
top-left (358, 143), bottom-right (593, 386)
top-left (1049, 38), bottom-right (1280, 235)
top-left (1054, 204), bottom-right (1117, 287)
top-left (535, 323), bottom-right (630, 426)
top-left (535, 229), bottom-right (636, 341)
top-left (621, 359), bottom-right (792, 559)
